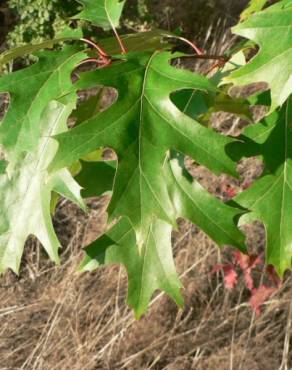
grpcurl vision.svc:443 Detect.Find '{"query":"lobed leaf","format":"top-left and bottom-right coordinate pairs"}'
top-left (0, 47), bottom-right (86, 274)
top-left (226, 0), bottom-right (292, 112)
top-left (80, 217), bottom-right (183, 319)
top-left (0, 98), bottom-right (85, 274)
top-left (0, 46), bottom-right (86, 161)
top-left (73, 0), bottom-right (126, 31)
top-left (52, 51), bottom-right (240, 248)
top-left (240, 0), bottom-right (269, 21)
top-left (80, 156), bottom-right (245, 317)
top-left (0, 29), bottom-right (83, 69)
top-left (0, 29), bottom-right (172, 68)
top-left (235, 98), bottom-right (292, 276)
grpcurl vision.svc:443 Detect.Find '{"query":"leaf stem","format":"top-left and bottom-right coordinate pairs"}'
top-left (163, 34), bottom-right (204, 55)
top-left (80, 38), bottom-right (109, 58)
top-left (175, 36), bottom-right (204, 55)
top-left (77, 57), bottom-right (112, 68)
top-left (112, 26), bottom-right (127, 54)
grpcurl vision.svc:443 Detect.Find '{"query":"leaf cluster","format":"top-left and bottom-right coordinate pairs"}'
top-left (1, 0), bottom-right (292, 317)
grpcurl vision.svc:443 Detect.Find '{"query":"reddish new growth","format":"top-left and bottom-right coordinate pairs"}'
top-left (212, 251), bottom-right (281, 315)
top-left (212, 264), bottom-right (238, 289)
top-left (78, 27), bottom-right (127, 69)
top-left (78, 38), bottom-right (111, 69)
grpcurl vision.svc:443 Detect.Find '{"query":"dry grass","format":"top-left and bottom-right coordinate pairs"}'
top-left (1, 200), bottom-right (292, 369)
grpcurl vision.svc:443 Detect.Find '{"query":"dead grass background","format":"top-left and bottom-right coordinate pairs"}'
top-left (1, 1), bottom-right (292, 369)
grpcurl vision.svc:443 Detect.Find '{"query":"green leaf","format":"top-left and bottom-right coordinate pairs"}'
top-left (0, 160), bottom-right (7, 174)
top-left (166, 157), bottom-right (245, 251)
top-left (172, 89), bottom-right (252, 125)
top-left (80, 155), bottom-right (245, 317)
top-left (79, 217), bottom-right (183, 319)
top-left (55, 26), bottom-right (83, 39)
top-left (97, 30), bottom-right (173, 54)
top-left (0, 30), bottom-right (172, 68)
top-left (0, 46), bottom-right (86, 160)
top-left (235, 98), bottom-right (292, 276)
top-left (52, 51), bottom-right (245, 315)
top-left (0, 46), bottom-right (86, 274)
top-left (226, 0), bottom-right (292, 112)
top-left (73, 0), bottom-right (125, 31)
top-left (0, 31), bottom-right (83, 68)
top-left (0, 98), bottom-right (85, 274)
top-left (240, 0), bottom-right (269, 21)
top-left (75, 160), bottom-right (116, 198)
top-left (52, 51), bottom-right (238, 247)
top-left (72, 91), bottom-right (104, 125)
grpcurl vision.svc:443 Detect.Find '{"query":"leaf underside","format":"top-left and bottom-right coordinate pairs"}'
top-left (0, 47), bottom-right (86, 274)
top-left (0, 98), bottom-right (85, 274)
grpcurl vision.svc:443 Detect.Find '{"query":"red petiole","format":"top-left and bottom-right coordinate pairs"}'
top-left (175, 36), bottom-right (204, 55)
top-left (80, 38), bottom-right (109, 59)
top-left (79, 26), bottom-right (127, 70)
top-left (77, 57), bottom-right (112, 68)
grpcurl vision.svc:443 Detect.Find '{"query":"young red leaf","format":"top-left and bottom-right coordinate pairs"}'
top-left (249, 285), bottom-right (276, 315)
top-left (212, 264), bottom-right (238, 290)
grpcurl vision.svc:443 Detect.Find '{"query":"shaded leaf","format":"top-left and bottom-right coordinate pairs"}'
top-left (75, 160), bottom-right (116, 198)
top-left (73, 90), bottom-right (104, 125)
top-left (1, 30), bottom-right (172, 68)
top-left (235, 99), bottom-right (292, 275)
top-left (93, 30), bottom-right (174, 55)
top-left (0, 160), bottom-right (7, 174)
